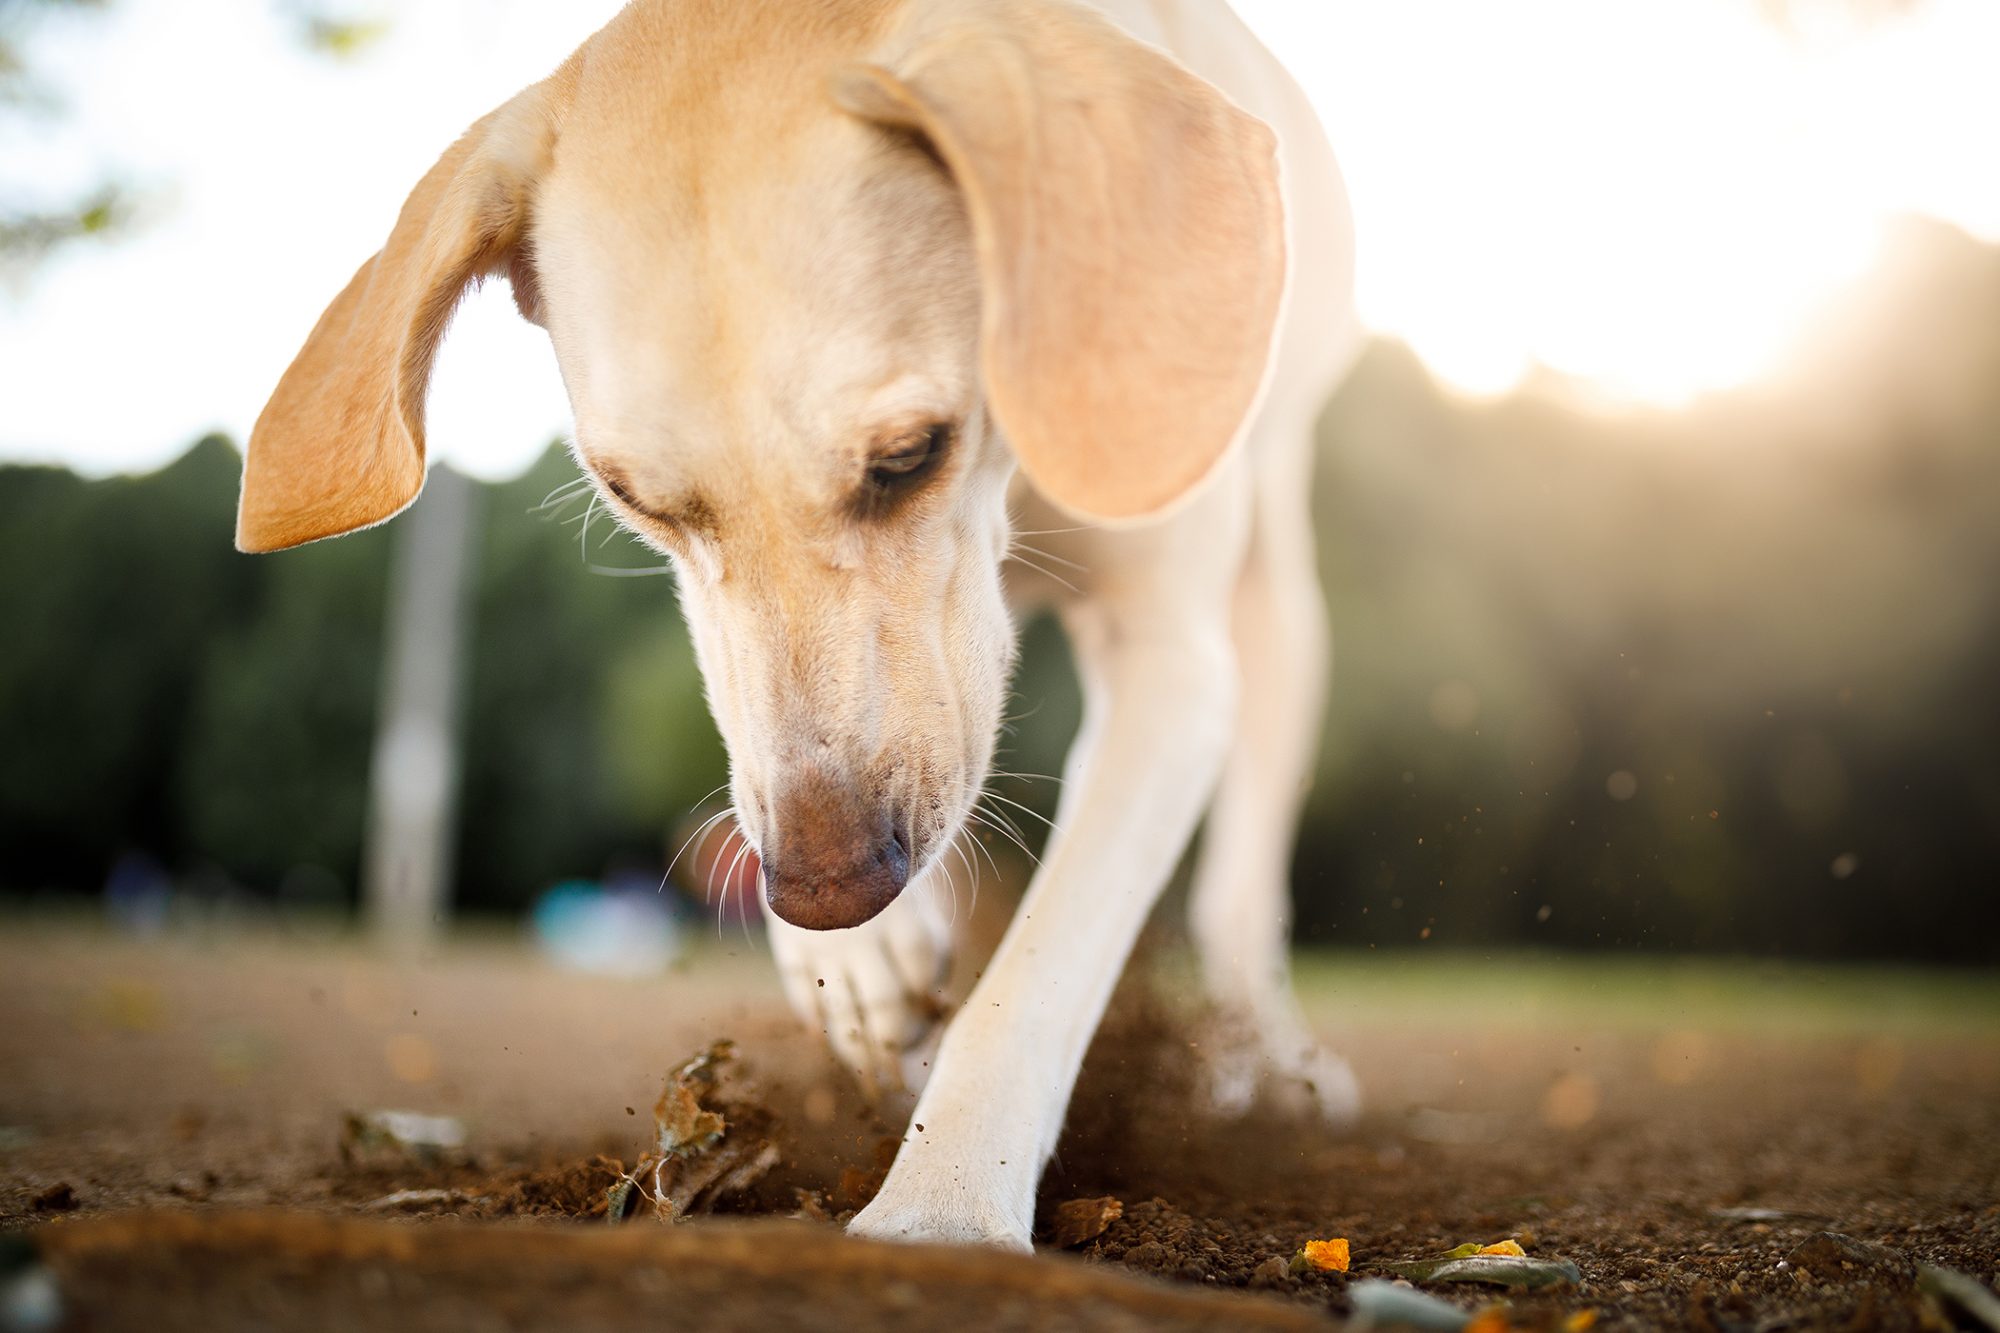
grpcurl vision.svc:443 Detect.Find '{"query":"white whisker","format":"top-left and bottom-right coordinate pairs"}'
top-left (948, 835), bottom-right (980, 920)
top-left (975, 798), bottom-right (1028, 843)
top-left (1004, 550), bottom-right (1079, 593)
top-left (665, 802), bottom-right (735, 890)
top-left (970, 809), bottom-right (1038, 868)
top-left (531, 478), bottom-right (594, 516)
top-left (961, 815), bottom-right (1012, 874)
top-left (989, 769), bottom-right (1064, 788)
top-left (1010, 541), bottom-right (1085, 572)
top-left (933, 852), bottom-right (959, 931)
top-left (982, 789), bottom-right (1063, 835)
top-left (718, 838), bottom-right (754, 940)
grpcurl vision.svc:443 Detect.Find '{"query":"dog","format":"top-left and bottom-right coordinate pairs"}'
top-left (238, 0), bottom-right (1363, 1251)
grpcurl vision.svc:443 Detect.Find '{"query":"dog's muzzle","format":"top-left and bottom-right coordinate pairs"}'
top-left (759, 770), bottom-right (911, 931)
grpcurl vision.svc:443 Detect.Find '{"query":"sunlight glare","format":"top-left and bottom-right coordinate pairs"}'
top-left (1236, 0), bottom-right (2000, 405)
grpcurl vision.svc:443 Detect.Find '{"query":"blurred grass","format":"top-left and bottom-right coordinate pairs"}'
top-left (7, 909), bottom-right (1995, 1039)
top-left (1290, 948), bottom-right (2000, 1037)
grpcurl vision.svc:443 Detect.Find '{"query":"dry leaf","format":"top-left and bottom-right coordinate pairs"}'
top-left (1053, 1197), bottom-right (1124, 1249)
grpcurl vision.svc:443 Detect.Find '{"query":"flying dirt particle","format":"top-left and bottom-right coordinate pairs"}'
top-left (1607, 770), bottom-right (1639, 801)
top-left (1650, 1030), bottom-right (1710, 1086)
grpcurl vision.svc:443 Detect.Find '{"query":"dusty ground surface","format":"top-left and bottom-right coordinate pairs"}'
top-left (3, 921), bottom-right (1997, 1330)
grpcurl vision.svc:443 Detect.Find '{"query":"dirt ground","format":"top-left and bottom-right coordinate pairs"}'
top-left (3, 922), bottom-right (1997, 1331)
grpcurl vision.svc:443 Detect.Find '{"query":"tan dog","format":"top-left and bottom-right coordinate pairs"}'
top-left (240, 0), bottom-right (1362, 1250)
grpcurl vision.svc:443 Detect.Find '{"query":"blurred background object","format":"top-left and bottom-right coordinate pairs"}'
top-left (528, 876), bottom-right (682, 979)
top-left (361, 463), bottom-right (476, 948)
top-left (1, 0), bottom-right (1996, 964)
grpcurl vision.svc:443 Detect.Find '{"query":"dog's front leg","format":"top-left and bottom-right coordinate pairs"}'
top-left (848, 583), bottom-right (1240, 1250)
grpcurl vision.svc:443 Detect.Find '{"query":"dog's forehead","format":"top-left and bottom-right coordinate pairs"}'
top-left (533, 39), bottom-right (978, 504)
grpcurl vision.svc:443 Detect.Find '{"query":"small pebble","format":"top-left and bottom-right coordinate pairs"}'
top-left (1251, 1257), bottom-right (1291, 1288)
top-left (30, 1183), bottom-right (76, 1213)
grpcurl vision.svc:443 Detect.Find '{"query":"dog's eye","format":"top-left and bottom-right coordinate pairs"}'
top-left (865, 423), bottom-right (952, 492)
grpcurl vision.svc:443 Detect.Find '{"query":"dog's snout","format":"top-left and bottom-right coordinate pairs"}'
top-left (761, 771), bottom-right (910, 932)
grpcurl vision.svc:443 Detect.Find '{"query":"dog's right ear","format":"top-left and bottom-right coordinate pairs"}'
top-left (236, 74), bottom-right (570, 553)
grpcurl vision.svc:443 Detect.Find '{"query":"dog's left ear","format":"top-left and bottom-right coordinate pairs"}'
top-left (834, 0), bottom-right (1286, 523)
top-left (236, 72), bottom-right (569, 553)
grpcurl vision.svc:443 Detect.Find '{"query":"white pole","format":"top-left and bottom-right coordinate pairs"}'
top-left (362, 464), bottom-right (479, 948)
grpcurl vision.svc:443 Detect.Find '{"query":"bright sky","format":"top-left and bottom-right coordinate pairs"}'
top-left (2, 0), bottom-right (1996, 479)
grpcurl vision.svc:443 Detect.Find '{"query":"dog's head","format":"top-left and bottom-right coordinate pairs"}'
top-left (238, 0), bottom-right (1285, 931)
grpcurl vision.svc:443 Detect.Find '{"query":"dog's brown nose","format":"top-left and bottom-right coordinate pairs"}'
top-left (760, 771), bottom-right (910, 931)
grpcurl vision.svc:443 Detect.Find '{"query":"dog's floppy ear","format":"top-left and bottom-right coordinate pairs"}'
top-left (236, 77), bottom-right (567, 553)
top-left (834, 1), bottom-right (1286, 523)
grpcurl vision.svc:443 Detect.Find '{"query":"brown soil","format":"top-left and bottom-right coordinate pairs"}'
top-left (3, 925), bottom-right (1997, 1331)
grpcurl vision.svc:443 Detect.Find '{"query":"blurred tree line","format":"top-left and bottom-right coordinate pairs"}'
top-left (3, 219), bottom-right (1996, 963)
top-left (0, 441), bottom-right (727, 915)
top-left (1298, 217), bottom-right (2000, 964)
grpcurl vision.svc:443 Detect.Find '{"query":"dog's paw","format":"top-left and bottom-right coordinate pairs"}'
top-left (847, 1177), bottom-right (1033, 1253)
top-left (765, 883), bottom-right (953, 1098)
top-left (1204, 1009), bottom-right (1362, 1129)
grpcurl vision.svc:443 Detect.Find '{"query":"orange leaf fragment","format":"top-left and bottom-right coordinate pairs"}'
top-left (1301, 1238), bottom-right (1351, 1272)
top-left (1479, 1239), bottom-right (1527, 1257)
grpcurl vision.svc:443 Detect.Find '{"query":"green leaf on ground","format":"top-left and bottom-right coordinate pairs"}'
top-left (1380, 1253), bottom-right (1583, 1289)
top-left (1920, 1266), bottom-right (2000, 1332)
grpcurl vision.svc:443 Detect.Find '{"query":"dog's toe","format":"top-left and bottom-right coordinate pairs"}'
top-left (766, 884), bottom-right (952, 1097)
